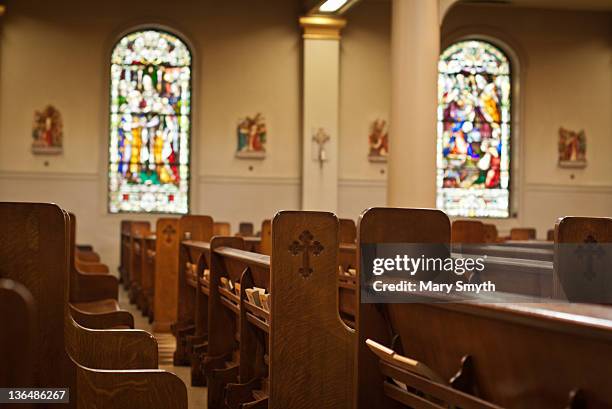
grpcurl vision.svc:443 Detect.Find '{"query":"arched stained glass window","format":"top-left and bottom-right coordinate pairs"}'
top-left (108, 29), bottom-right (191, 214)
top-left (436, 40), bottom-right (511, 218)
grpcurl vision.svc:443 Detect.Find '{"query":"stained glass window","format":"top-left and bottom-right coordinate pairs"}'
top-left (437, 40), bottom-right (511, 218)
top-left (108, 30), bottom-right (191, 214)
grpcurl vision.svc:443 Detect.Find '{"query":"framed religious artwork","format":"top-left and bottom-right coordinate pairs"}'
top-left (558, 127), bottom-right (586, 168)
top-left (31, 105), bottom-right (63, 155)
top-left (236, 113), bottom-right (266, 159)
top-left (368, 118), bottom-right (388, 163)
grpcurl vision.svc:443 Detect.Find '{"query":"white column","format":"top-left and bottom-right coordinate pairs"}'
top-left (387, 0), bottom-right (439, 207)
top-left (300, 16), bottom-right (346, 212)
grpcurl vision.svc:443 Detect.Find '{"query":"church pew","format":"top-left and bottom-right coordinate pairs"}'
top-left (553, 216), bottom-right (612, 302)
top-left (510, 227), bottom-right (537, 240)
top-left (182, 238), bottom-right (213, 385)
top-left (0, 202), bottom-right (187, 409)
top-left (451, 219), bottom-right (486, 243)
top-left (238, 222), bottom-right (255, 237)
top-left (66, 213), bottom-right (134, 329)
top-left (483, 223), bottom-right (499, 243)
top-left (338, 218), bottom-right (357, 327)
top-left (127, 220), bottom-right (151, 295)
top-left (456, 243), bottom-right (554, 262)
top-left (0, 278), bottom-right (35, 399)
top-left (357, 207), bottom-right (612, 409)
top-left (260, 219), bottom-right (272, 255)
top-left (119, 220), bottom-right (131, 285)
top-left (214, 221), bottom-right (232, 236)
top-left (173, 215), bottom-right (214, 367)
top-left (206, 211), bottom-right (354, 409)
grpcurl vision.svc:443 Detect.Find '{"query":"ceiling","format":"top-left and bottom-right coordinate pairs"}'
top-left (354, 0), bottom-right (612, 11)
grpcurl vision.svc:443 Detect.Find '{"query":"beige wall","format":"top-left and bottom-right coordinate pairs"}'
top-left (0, 0), bottom-right (302, 269)
top-left (338, 1), bottom-right (390, 219)
top-left (0, 0), bottom-right (610, 268)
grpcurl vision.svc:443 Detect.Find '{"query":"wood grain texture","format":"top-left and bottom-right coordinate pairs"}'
top-left (0, 203), bottom-right (74, 400)
top-left (0, 278), bottom-right (36, 391)
top-left (214, 221), bottom-right (232, 236)
top-left (340, 218), bottom-right (357, 244)
top-left (153, 218), bottom-right (180, 332)
top-left (357, 207), bottom-right (451, 409)
top-left (174, 215), bottom-right (213, 366)
top-left (270, 211), bottom-right (355, 409)
top-left (553, 216), bottom-right (612, 301)
top-left (260, 219), bottom-right (272, 256)
top-left (510, 227), bottom-right (537, 240)
top-left (75, 365), bottom-right (187, 409)
top-left (451, 220), bottom-right (485, 244)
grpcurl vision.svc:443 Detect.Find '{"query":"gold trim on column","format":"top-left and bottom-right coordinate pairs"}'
top-left (299, 16), bottom-right (347, 40)
top-left (0, 5), bottom-right (6, 17)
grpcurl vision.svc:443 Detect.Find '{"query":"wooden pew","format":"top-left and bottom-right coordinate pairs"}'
top-left (173, 215), bottom-right (214, 367)
top-left (510, 227), bottom-right (537, 240)
top-left (205, 211), bottom-right (354, 408)
top-left (338, 218), bottom-right (357, 327)
top-left (260, 219), bottom-right (272, 255)
top-left (119, 220), bottom-right (131, 285)
top-left (483, 223), bottom-right (499, 243)
top-left (357, 207), bottom-right (612, 409)
top-left (126, 221), bottom-right (151, 295)
top-left (238, 222), bottom-right (255, 237)
top-left (67, 214), bottom-right (134, 329)
top-left (0, 278), bottom-right (35, 394)
top-left (553, 216), bottom-right (612, 302)
top-left (0, 202), bottom-right (187, 409)
top-left (215, 221), bottom-right (232, 236)
top-left (451, 220), bottom-right (485, 243)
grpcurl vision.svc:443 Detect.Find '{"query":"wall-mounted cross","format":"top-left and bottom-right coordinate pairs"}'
top-left (162, 224), bottom-right (177, 244)
top-left (289, 230), bottom-right (324, 278)
top-left (312, 128), bottom-right (330, 169)
top-left (575, 235), bottom-right (605, 280)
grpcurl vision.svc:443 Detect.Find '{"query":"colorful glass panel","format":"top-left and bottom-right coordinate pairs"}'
top-left (437, 40), bottom-right (511, 218)
top-left (108, 30), bottom-right (191, 214)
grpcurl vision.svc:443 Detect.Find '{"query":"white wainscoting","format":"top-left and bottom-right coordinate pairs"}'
top-left (338, 178), bottom-right (387, 220)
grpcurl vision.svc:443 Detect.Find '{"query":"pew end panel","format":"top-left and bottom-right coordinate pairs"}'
top-left (356, 207), bottom-right (451, 409)
top-left (553, 216), bottom-right (612, 302)
top-left (153, 218), bottom-right (180, 332)
top-left (74, 364), bottom-right (187, 409)
top-left (269, 211), bottom-right (355, 409)
top-left (0, 203), bottom-right (74, 394)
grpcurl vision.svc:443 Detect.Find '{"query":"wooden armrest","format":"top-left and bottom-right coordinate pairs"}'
top-left (73, 273), bottom-right (118, 302)
top-left (366, 339), bottom-right (445, 384)
top-left (225, 378), bottom-right (262, 408)
top-left (70, 304), bottom-right (134, 329)
top-left (68, 321), bottom-right (158, 370)
top-left (76, 365), bottom-right (187, 409)
top-left (77, 250), bottom-right (101, 263)
top-left (77, 260), bottom-right (110, 274)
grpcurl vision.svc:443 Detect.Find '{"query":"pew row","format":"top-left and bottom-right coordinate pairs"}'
top-left (357, 207), bottom-right (612, 409)
top-left (0, 202), bottom-right (187, 409)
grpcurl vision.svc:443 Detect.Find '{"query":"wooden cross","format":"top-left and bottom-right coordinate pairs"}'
top-left (574, 235), bottom-right (605, 280)
top-left (162, 224), bottom-right (176, 244)
top-left (289, 230), bottom-right (324, 278)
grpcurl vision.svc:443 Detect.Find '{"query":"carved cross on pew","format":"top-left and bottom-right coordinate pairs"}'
top-left (575, 235), bottom-right (605, 280)
top-left (162, 224), bottom-right (177, 244)
top-left (289, 230), bottom-right (324, 278)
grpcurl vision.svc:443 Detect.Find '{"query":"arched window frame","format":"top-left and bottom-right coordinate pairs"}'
top-left (436, 36), bottom-right (518, 219)
top-left (107, 27), bottom-right (193, 214)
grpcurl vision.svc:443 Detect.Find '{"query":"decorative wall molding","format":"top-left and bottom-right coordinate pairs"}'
top-left (198, 174), bottom-right (300, 186)
top-left (0, 170), bottom-right (99, 182)
top-left (524, 183), bottom-right (612, 194)
top-left (338, 178), bottom-right (387, 188)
